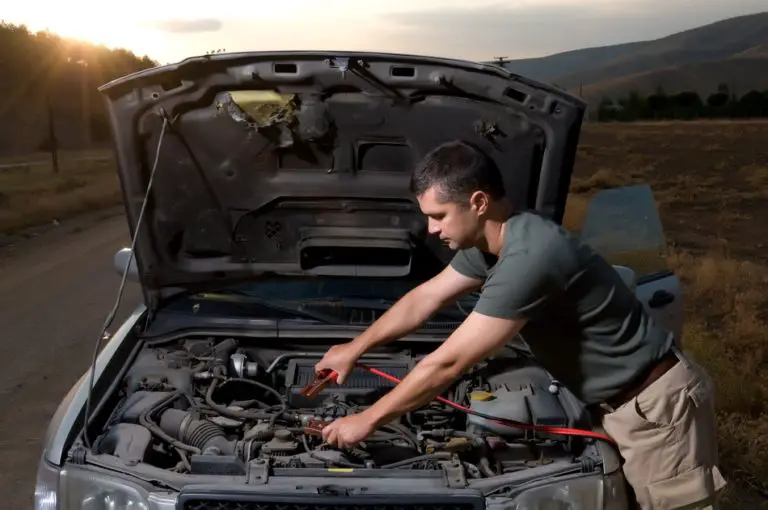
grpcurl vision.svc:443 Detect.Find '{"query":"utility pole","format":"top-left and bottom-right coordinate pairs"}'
top-left (46, 90), bottom-right (59, 174)
top-left (79, 59), bottom-right (90, 149)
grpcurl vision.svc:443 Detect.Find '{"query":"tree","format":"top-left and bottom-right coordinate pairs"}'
top-left (0, 21), bottom-right (158, 155)
top-left (669, 91), bottom-right (702, 119)
top-left (738, 90), bottom-right (765, 117)
top-left (706, 92), bottom-right (729, 109)
top-left (647, 89), bottom-right (670, 119)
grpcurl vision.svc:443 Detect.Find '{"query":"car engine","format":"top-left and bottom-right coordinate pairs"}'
top-left (91, 337), bottom-right (596, 479)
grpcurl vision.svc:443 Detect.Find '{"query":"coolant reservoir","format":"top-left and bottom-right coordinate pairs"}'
top-left (468, 385), bottom-right (570, 440)
top-left (468, 388), bottom-right (531, 439)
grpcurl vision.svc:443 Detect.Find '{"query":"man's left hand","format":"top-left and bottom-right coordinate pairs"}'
top-left (321, 412), bottom-right (376, 449)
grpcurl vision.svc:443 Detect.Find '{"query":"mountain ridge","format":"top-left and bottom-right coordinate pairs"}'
top-left (486, 11), bottom-right (768, 104)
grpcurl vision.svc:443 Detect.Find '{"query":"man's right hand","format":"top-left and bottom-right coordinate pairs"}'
top-left (315, 342), bottom-right (362, 384)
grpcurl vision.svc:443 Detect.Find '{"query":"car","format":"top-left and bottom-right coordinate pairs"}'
top-left (34, 51), bottom-right (683, 510)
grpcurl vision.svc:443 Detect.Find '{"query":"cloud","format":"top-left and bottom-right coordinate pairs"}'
top-left (152, 18), bottom-right (222, 34)
top-left (378, 1), bottom-right (768, 60)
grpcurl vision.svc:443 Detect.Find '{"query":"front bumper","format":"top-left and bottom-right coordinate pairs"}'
top-left (36, 458), bottom-right (629, 510)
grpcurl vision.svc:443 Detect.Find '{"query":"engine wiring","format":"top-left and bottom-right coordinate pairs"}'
top-left (86, 333), bottom-right (621, 481)
top-left (354, 364), bottom-right (619, 447)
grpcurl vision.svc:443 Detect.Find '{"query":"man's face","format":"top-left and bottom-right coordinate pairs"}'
top-left (416, 186), bottom-right (485, 250)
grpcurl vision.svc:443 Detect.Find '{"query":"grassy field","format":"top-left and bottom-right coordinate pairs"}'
top-left (1, 122), bottom-right (767, 503)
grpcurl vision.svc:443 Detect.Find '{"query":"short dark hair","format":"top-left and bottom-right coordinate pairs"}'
top-left (410, 140), bottom-right (506, 203)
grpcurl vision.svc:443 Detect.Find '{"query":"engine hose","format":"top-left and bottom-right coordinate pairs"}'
top-left (205, 377), bottom-right (288, 426)
top-left (380, 452), bottom-right (452, 468)
top-left (354, 364), bottom-right (618, 448)
top-left (478, 456), bottom-right (498, 478)
top-left (138, 392), bottom-right (202, 455)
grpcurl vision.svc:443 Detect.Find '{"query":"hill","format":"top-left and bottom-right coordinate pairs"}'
top-left (490, 11), bottom-right (768, 104)
top-left (580, 57), bottom-right (768, 105)
top-left (0, 21), bottom-right (157, 155)
top-left (486, 41), bottom-right (645, 83)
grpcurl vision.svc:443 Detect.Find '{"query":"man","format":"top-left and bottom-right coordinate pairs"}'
top-left (315, 140), bottom-right (726, 510)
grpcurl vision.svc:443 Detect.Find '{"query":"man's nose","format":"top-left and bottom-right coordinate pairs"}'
top-left (427, 219), bottom-right (440, 235)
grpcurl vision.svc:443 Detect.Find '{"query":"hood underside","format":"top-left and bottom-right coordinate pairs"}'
top-left (98, 51), bottom-right (586, 306)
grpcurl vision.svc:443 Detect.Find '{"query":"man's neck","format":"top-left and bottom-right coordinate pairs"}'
top-left (476, 203), bottom-right (514, 256)
top-left (480, 221), bottom-right (507, 256)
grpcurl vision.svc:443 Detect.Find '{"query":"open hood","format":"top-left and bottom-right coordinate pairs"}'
top-left (98, 52), bottom-right (586, 309)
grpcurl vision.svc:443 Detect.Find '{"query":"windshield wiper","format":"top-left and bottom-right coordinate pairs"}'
top-left (300, 297), bottom-right (472, 320)
top-left (193, 291), bottom-right (346, 325)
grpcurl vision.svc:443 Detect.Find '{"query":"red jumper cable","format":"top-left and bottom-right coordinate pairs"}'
top-left (304, 364), bottom-right (618, 447)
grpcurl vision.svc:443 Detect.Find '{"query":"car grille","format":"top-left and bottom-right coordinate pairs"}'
top-left (177, 491), bottom-right (485, 510)
top-left (182, 503), bottom-right (479, 510)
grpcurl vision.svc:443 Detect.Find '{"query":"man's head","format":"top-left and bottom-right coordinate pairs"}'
top-left (410, 140), bottom-right (507, 251)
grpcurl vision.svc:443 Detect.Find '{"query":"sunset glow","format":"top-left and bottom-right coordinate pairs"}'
top-left (3, 0), bottom-right (765, 64)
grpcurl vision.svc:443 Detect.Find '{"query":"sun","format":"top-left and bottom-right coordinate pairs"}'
top-left (48, 19), bottom-right (162, 56)
top-left (6, 8), bottom-right (166, 59)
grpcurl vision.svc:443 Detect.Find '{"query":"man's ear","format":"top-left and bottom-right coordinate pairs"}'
top-left (468, 191), bottom-right (490, 215)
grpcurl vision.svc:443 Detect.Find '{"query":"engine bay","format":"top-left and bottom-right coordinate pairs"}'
top-left (91, 336), bottom-right (597, 480)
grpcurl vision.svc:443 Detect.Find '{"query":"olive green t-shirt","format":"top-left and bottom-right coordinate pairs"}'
top-left (450, 211), bottom-right (674, 405)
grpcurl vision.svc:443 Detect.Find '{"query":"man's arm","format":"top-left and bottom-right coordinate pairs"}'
top-left (361, 228), bottom-right (575, 428)
top-left (346, 265), bottom-right (483, 357)
top-left (362, 311), bottom-right (527, 427)
top-left (321, 223), bottom-right (577, 448)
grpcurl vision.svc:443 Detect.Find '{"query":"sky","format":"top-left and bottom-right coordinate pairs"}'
top-left (3, 0), bottom-right (767, 64)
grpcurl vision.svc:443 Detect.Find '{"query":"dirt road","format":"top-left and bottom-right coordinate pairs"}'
top-left (0, 211), bottom-right (142, 508)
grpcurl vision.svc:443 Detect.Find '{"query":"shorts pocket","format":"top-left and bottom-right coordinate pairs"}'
top-left (633, 383), bottom-right (700, 430)
top-left (647, 464), bottom-right (727, 510)
top-left (633, 364), bottom-right (711, 432)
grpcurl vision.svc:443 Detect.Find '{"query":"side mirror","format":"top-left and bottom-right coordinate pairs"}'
top-left (613, 265), bottom-right (637, 292)
top-left (114, 248), bottom-right (140, 282)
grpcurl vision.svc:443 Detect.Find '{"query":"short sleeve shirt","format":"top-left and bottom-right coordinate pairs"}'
top-left (450, 211), bottom-right (673, 405)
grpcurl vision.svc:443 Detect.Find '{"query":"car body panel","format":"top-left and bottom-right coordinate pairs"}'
top-left (636, 271), bottom-right (684, 343)
top-left (43, 302), bottom-right (148, 466)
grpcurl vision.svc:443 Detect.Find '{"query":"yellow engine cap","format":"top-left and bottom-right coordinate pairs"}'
top-left (469, 390), bottom-right (494, 401)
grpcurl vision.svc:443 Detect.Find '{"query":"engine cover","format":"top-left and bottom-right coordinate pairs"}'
top-left (467, 382), bottom-right (590, 443)
top-left (284, 359), bottom-right (411, 408)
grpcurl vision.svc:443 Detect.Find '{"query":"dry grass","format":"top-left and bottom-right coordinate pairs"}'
top-left (0, 151), bottom-right (120, 234)
top-left (571, 121), bottom-right (768, 503)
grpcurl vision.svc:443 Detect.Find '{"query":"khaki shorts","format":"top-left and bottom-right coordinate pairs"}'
top-left (600, 346), bottom-right (728, 510)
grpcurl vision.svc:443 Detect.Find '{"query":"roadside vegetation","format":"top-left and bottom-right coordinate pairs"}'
top-left (0, 21), bottom-right (155, 156)
top-left (595, 84), bottom-right (768, 122)
top-left (0, 151), bottom-right (119, 234)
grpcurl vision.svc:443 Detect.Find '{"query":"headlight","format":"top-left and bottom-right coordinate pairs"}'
top-left (602, 469), bottom-right (630, 510)
top-left (512, 475), bottom-right (603, 509)
top-left (59, 464), bottom-right (177, 510)
top-left (488, 471), bottom-right (628, 510)
top-left (34, 458), bottom-right (60, 510)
